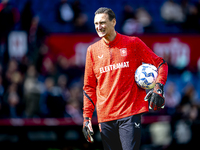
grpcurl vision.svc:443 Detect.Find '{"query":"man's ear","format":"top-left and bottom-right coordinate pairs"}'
top-left (112, 18), bottom-right (116, 27)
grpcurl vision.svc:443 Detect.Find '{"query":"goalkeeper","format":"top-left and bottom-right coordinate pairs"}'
top-left (82, 7), bottom-right (168, 150)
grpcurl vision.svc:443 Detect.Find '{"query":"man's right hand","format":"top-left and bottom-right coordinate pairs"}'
top-left (82, 117), bottom-right (94, 143)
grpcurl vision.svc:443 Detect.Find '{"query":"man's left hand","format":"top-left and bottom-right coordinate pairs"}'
top-left (144, 83), bottom-right (165, 111)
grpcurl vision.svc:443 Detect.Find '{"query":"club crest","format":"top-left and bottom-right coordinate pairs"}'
top-left (120, 48), bottom-right (127, 56)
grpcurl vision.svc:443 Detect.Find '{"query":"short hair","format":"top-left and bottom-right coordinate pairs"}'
top-left (95, 7), bottom-right (116, 21)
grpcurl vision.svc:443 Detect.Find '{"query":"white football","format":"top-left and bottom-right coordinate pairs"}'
top-left (135, 64), bottom-right (158, 89)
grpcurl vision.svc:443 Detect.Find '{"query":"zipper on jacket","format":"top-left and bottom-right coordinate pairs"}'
top-left (109, 45), bottom-right (112, 65)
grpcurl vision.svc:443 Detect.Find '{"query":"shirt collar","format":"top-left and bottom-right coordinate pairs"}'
top-left (101, 32), bottom-right (121, 47)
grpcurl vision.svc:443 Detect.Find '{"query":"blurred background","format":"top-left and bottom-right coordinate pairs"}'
top-left (0, 0), bottom-right (200, 149)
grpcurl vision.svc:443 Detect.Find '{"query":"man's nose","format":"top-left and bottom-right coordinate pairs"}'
top-left (97, 24), bottom-right (102, 30)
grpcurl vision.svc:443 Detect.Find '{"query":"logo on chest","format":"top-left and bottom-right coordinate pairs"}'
top-left (98, 55), bottom-right (103, 59)
top-left (99, 61), bottom-right (129, 74)
top-left (120, 48), bottom-right (127, 57)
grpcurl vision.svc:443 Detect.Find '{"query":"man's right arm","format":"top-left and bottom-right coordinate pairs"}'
top-left (83, 46), bottom-right (97, 119)
top-left (82, 47), bottom-right (97, 143)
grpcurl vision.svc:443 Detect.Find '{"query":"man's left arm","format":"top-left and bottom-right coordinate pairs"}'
top-left (136, 37), bottom-right (168, 110)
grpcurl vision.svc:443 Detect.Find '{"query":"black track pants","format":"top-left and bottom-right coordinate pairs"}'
top-left (99, 114), bottom-right (142, 150)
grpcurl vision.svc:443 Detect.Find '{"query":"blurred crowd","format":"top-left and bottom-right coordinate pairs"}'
top-left (0, 45), bottom-right (84, 122)
top-left (1, 0), bottom-right (200, 35)
top-left (0, 0), bottom-right (85, 124)
top-left (0, 0), bottom-right (200, 149)
top-left (0, 0), bottom-right (199, 120)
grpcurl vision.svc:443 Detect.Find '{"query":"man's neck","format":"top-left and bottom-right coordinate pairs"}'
top-left (103, 31), bottom-right (117, 44)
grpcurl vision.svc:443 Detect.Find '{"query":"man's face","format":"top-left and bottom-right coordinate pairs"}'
top-left (94, 13), bottom-right (116, 38)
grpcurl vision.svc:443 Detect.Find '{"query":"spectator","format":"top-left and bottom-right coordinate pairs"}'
top-left (3, 83), bottom-right (25, 118)
top-left (65, 82), bottom-right (83, 124)
top-left (68, 82), bottom-right (83, 104)
top-left (57, 74), bottom-right (70, 102)
top-left (180, 84), bottom-right (198, 106)
top-left (121, 4), bottom-right (144, 35)
top-left (65, 100), bottom-right (83, 125)
top-left (71, 0), bottom-right (82, 23)
top-left (40, 77), bottom-right (66, 118)
top-left (170, 83), bottom-right (199, 148)
top-left (23, 65), bottom-right (43, 118)
top-left (0, 0), bottom-right (20, 65)
top-left (20, 1), bottom-right (49, 65)
top-left (0, 0), bottom-right (20, 39)
top-left (7, 92), bottom-right (24, 118)
top-left (32, 43), bottom-right (49, 76)
top-left (73, 13), bottom-right (90, 33)
top-left (20, 0), bottom-right (33, 34)
top-left (28, 15), bottom-right (48, 46)
top-left (121, 4), bottom-right (135, 24)
top-left (56, 54), bottom-right (84, 86)
top-left (10, 70), bottom-right (23, 98)
top-left (171, 83), bottom-right (199, 124)
top-left (135, 7), bottom-right (153, 33)
top-left (161, 0), bottom-right (185, 23)
top-left (3, 59), bottom-right (19, 90)
top-left (165, 81), bottom-right (181, 115)
top-left (57, 0), bottom-right (74, 23)
top-left (181, 0), bottom-right (200, 32)
top-left (122, 18), bottom-right (144, 35)
top-left (41, 56), bottom-right (58, 80)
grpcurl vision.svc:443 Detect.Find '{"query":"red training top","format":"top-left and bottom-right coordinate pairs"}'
top-left (83, 32), bottom-right (168, 123)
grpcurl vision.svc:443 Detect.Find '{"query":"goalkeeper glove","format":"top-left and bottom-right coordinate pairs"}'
top-left (82, 117), bottom-right (94, 143)
top-left (144, 83), bottom-right (165, 111)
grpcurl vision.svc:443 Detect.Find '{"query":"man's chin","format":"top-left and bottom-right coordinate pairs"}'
top-left (97, 32), bottom-right (106, 38)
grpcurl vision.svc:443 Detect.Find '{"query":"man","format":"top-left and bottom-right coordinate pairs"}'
top-left (82, 7), bottom-right (168, 150)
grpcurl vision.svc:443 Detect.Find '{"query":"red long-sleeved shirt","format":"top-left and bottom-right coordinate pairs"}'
top-left (83, 32), bottom-right (168, 123)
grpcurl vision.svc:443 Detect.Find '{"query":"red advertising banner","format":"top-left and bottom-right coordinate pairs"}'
top-left (46, 34), bottom-right (200, 71)
top-left (139, 34), bottom-right (200, 71)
